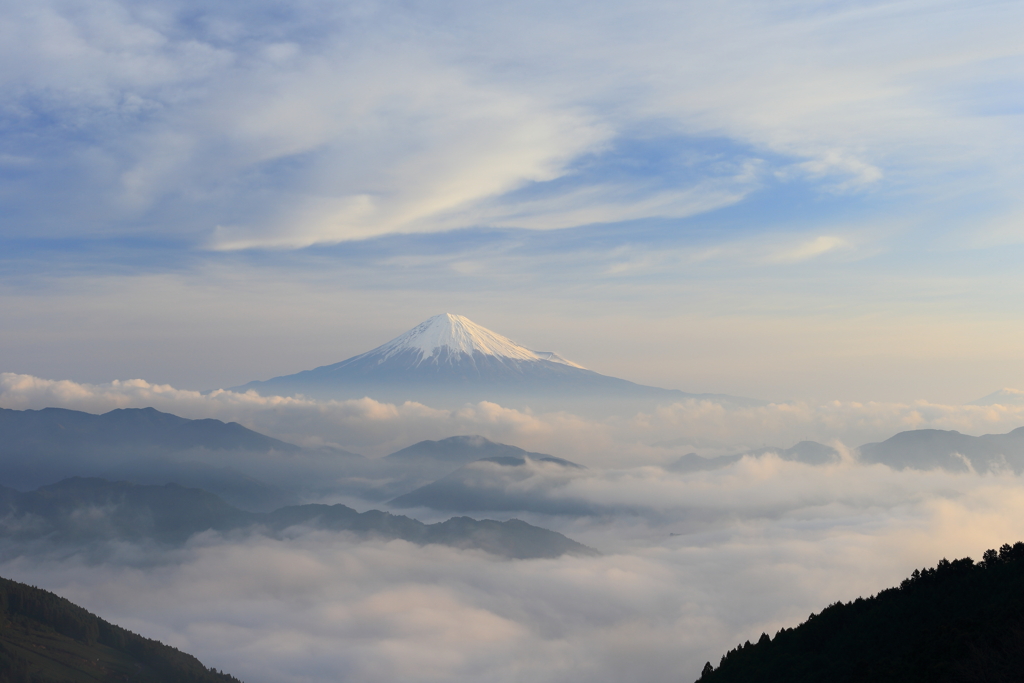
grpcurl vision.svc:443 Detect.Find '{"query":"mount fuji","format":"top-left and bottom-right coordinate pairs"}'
top-left (233, 314), bottom-right (760, 412)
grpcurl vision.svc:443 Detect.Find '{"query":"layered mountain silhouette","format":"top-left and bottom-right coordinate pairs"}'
top-left (233, 313), bottom-right (761, 413)
top-left (697, 542), bottom-right (1024, 683)
top-left (0, 574), bottom-right (241, 683)
top-left (0, 407), bottom-right (593, 510)
top-left (0, 478), bottom-right (597, 559)
top-left (8, 403), bottom-right (1024, 521)
top-left (0, 406), bottom-right (363, 511)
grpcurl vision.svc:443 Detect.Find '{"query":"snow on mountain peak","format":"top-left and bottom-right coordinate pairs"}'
top-left (367, 314), bottom-right (585, 368)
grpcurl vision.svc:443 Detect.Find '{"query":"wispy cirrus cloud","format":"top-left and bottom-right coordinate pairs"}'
top-left (3, 0), bottom-right (1024, 248)
top-left (767, 235), bottom-right (852, 263)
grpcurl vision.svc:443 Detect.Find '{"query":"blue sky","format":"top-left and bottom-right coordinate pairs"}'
top-left (3, 0), bottom-right (1024, 402)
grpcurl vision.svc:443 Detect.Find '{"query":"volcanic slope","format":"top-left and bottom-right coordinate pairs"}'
top-left (234, 313), bottom-right (760, 413)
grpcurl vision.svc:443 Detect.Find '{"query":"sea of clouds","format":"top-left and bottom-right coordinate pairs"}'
top-left (5, 372), bottom-right (1024, 682)
top-left (5, 372), bottom-right (1024, 463)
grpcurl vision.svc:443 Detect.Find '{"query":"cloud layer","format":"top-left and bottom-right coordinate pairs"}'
top-left (4, 0), bottom-right (1024, 246)
top-left (5, 372), bottom-right (1024, 464)
top-left (7, 454), bottom-right (1024, 683)
top-left (6, 371), bottom-right (1024, 682)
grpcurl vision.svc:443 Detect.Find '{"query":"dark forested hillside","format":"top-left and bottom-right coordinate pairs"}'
top-left (0, 575), bottom-right (240, 683)
top-left (697, 542), bottom-right (1024, 683)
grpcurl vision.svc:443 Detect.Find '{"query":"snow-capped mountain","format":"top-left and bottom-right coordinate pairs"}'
top-left (357, 313), bottom-right (585, 370)
top-left (233, 314), bottom-right (760, 412)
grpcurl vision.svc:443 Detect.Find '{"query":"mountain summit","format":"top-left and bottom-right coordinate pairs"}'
top-left (233, 314), bottom-right (760, 413)
top-left (357, 313), bottom-right (585, 369)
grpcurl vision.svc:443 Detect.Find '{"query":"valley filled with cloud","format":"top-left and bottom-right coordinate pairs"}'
top-left (5, 0), bottom-right (1024, 680)
top-left (5, 371), bottom-right (1024, 681)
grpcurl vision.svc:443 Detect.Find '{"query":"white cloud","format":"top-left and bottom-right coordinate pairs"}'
top-left (6, 372), bottom-right (1024, 683)
top-left (5, 0), bottom-right (1024, 244)
top-left (7, 455), bottom-right (1024, 683)
top-left (5, 372), bottom-right (1024, 465)
top-left (767, 235), bottom-right (852, 263)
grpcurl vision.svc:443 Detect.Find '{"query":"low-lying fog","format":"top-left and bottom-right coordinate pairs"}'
top-left (5, 372), bottom-right (1024, 682)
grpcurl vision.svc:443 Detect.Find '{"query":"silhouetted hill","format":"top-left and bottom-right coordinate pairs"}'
top-left (696, 542), bottom-right (1024, 683)
top-left (389, 454), bottom-right (586, 513)
top-left (0, 407), bottom-right (369, 510)
top-left (0, 407), bottom-right (298, 454)
top-left (384, 435), bottom-right (552, 466)
top-left (351, 435), bottom-right (569, 501)
top-left (0, 574), bottom-right (240, 683)
top-left (858, 427), bottom-right (1024, 473)
top-left (0, 478), bottom-right (596, 560)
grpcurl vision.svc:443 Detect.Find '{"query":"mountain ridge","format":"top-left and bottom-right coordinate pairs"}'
top-left (0, 477), bottom-right (598, 560)
top-left (857, 427), bottom-right (1024, 473)
top-left (0, 574), bottom-right (241, 682)
top-left (0, 406), bottom-right (299, 454)
top-left (697, 542), bottom-right (1024, 682)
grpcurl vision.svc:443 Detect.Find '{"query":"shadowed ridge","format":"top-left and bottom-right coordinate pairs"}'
top-left (0, 406), bottom-right (300, 453)
top-left (263, 504), bottom-right (598, 559)
top-left (857, 427), bottom-right (1024, 473)
top-left (387, 453), bottom-right (587, 514)
top-left (696, 542), bottom-right (1024, 683)
top-left (0, 574), bottom-right (241, 682)
top-left (383, 435), bottom-right (551, 465)
top-left (0, 478), bottom-right (597, 560)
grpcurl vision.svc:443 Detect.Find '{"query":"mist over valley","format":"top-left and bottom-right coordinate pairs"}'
top-left (4, 1), bottom-right (1023, 677)
top-left (4, 315), bottom-right (1024, 681)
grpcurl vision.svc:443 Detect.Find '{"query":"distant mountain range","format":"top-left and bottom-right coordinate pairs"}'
top-left (0, 574), bottom-right (241, 683)
top-left (0, 406), bottom-right (362, 511)
top-left (0, 477), bottom-right (597, 560)
top-left (697, 541), bottom-right (1024, 683)
top-left (663, 427), bottom-right (1024, 476)
top-left (5, 405), bottom-right (1024, 520)
top-left (232, 313), bottom-right (762, 413)
top-left (0, 406), bottom-right (298, 454)
top-left (858, 427), bottom-right (1024, 473)
top-left (0, 407), bottom-right (582, 509)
